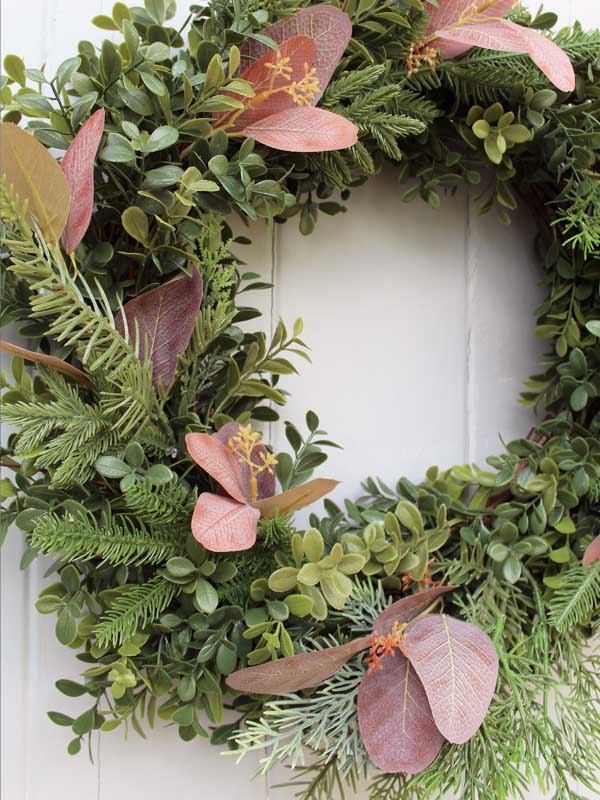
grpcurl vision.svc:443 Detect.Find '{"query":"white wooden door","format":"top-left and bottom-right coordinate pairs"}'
top-left (1, 1), bottom-right (597, 798)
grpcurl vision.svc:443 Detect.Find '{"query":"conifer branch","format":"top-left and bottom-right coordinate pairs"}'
top-left (94, 576), bottom-right (178, 646)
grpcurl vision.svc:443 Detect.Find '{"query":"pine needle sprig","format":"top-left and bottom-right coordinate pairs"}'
top-left (548, 563), bottom-right (600, 632)
top-left (0, 197), bottom-right (173, 448)
top-left (30, 511), bottom-right (185, 566)
top-left (94, 576), bottom-right (178, 646)
top-left (2, 366), bottom-right (119, 487)
top-left (231, 645), bottom-right (366, 776)
top-left (322, 65), bottom-right (388, 105)
top-left (123, 478), bottom-right (193, 526)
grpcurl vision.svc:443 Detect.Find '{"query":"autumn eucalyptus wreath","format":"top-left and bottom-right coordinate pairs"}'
top-left (0, 0), bottom-right (599, 797)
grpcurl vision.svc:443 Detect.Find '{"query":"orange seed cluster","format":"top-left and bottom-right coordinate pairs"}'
top-left (365, 620), bottom-right (409, 672)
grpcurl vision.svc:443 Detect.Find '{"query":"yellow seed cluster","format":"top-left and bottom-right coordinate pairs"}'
top-left (265, 53), bottom-right (321, 106)
top-left (265, 50), bottom-right (293, 80)
top-left (227, 425), bottom-right (278, 501)
top-left (286, 64), bottom-right (320, 106)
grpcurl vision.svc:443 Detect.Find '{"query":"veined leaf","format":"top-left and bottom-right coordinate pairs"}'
top-left (434, 19), bottom-right (575, 91)
top-left (252, 477), bottom-right (339, 518)
top-left (425, 0), bottom-right (514, 58)
top-left (239, 4), bottom-right (352, 103)
top-left (216, 36), bottom-right (317, 131)
top-left (373, 585), bottom-right (456, 636)
top-left (0, 122), bottom-right (70, 242)
top-left (243, 106), bottom-right (358, 152)
top-left (185, 432), bottom-right (248, 504)
top-left (226, 636), bottom-right (369, 694)
top-left (115, 268), bottom-right (203, 388)
top-left (405, 614), bottom-right (499, 744)
top-left (0, 341), bottom-right (92, 386)
top-left (213, 422), bottom-right (275, 500)
top-left (191, 493), bottom-right (259, 552)
top-left (61, 108), bottom-right (105, 254)
top-left (357, 652), bottom-right (444, 774)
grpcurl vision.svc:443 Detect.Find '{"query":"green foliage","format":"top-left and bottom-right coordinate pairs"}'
top-left (0, 0), bottom-right (599, 795)
top-left (232, 647), bottom-right (366, 775)
top-left (548, 562), bottom-right (600, 631)
top-left (2, 366), bottom-right (118, 487)
top-left (123, 478), bottom-right (192, 526)
top-left (30, 511), bottom-right (185, 566)
top-left (94, 576), bottom-right (178, 646)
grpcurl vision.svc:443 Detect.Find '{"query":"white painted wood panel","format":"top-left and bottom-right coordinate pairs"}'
top-left (1, 1), bottom-right (597, 799)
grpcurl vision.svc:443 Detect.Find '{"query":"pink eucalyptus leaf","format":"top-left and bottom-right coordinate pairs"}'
top-left (217, 36), bottom-right (317, 131)
top-left (226, 636), bottom-right (370, 694)
top-left (191, 493), bottom-right (260, 552)
top-left (425, 0), bottom-right (515, 57)
top-left (405, 614), bottom-right (499, 744)
top-left (115, 269), bottom-right (203, 389)
top-left (185, 432), bottom-right (247, 505)
top-left (583, 534), bottom-right (600, 566)
top-left (252, 477), bottom-right (339, 518)
top-left (243, 106), bottom-right (358, 152)
top-left (60, 108), bottom-right (105, 254)
top-left (373, 585), bottom-right (457, 636)
top-left (213, 422), bottom-right (276, 500)
top-left (357, 652), bottom-right (445, 774)
top-left (435, 19), bottom-right (575, 91)
top-left (239, 5), bottom-right (352, 102)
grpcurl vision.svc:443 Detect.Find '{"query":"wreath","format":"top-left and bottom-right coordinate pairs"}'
top-left (1, 0), bottom-right (599, 797)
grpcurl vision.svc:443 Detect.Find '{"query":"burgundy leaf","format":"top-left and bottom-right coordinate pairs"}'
top-left (357, 651), bottom-right (445, 774)
top-left (425, 0), bottom-right (514, 58)
top-left (435, 19), bottom-right (575, 91)
top-left (373, 585), bottom-right (457, 636)
top-left (217, 36), bottom-right (317, 131)
top-left (60, 108), bottom-right (105, 254)
top-left (185, 432), bottom-right (248, 505)
top-left (226, 636), bottom-right (370, 694)
top-left (0, 340), bottom-right (92, 387)
top-left (252, 478), bottom-right (339, 518)
top-left (583, 534), bottom-right (600, 566)
top-left (191, 493), bottom-right (260, 552)
top-left (115, 268), bottom-right (203, 388)
top-left (243, 106), bottom-right (358, 152)
top-left (213, 422), bottom-right (276, 500)
top-left (405, 614), bottom-right (499, 744)
top-left (239, 5), bottom-right (352, 103)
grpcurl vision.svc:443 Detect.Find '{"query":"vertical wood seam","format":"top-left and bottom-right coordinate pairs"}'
top-left (464, 192), bottom-right (474, 465)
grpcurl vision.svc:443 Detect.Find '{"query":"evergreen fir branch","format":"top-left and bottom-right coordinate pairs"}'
top-left (548, 563), bottom-right (600, 632)
top-left (553, 24), bottom-right (600, 62)
top-left (2, 366), bottom-right (119, 487)
top-left (347, 141), bottom-right (375, 175)
top-left (232, 644), bottom-right (366, 775)
top-left (30, 511), bottom-right (185, 566)
top-left (0, 196), bottom-right (173, 448)
top-left (322, 65), bottom-right (388, 105)
top-left (357, 114), bottom-right (425, 161)
top-left (329, 580), bottom-right (391, 636)
top-left (123, 478), bottom-right (192, 526)
top-left (94, 576), bottom-right (178, 646)
top-left (176, 303), bottom-right (236, 413)
top-left (391, 89), bottom-right (441, 125)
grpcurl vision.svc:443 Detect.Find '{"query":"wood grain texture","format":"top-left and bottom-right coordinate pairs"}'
top-left (1, 1), bottom-right (597, 799)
